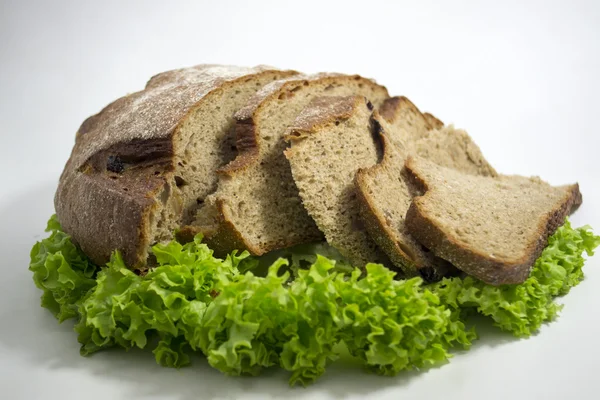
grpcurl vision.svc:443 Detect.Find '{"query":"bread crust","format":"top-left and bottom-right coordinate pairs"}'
top-left (285, 95), bottom-right (363, 139)
top-left (379, 96), bottom-right (410, 123)
top-left (422, 112), bottom-right (444, 130)
top-left (379, 96), bottom-right (442, 131)
top-left (218, 74), bottom-right (346, 175)
top-left (55, 162), bottom-right (168, 269)
top-left (56, 65), bottom-right (296, 267)
top-left (355, 129), bottom-right (419, 272)
top-left (404, 156), bottom-right (583, 285)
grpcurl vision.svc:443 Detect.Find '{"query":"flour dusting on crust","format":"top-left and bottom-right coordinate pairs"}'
top-left (72, 64), bottom-right (275, 168)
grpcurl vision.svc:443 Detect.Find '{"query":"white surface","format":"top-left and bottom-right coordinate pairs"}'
top-left (1, 0), bottom-right (599, 399)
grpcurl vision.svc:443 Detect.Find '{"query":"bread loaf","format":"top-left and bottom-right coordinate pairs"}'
top-left (55, 65), bottom-right (296, 268)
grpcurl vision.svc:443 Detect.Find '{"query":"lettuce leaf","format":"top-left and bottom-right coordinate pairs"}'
top-left (336, 263), bottom-right (474, 376)
top-left (432, 220), bottom-right (600, 337)
top-left (29, 215), bottom-right (99, 322)
top-left (29, 216), bottom-right (599, 385)
top-left (245, 241), bottom-right (354, 277)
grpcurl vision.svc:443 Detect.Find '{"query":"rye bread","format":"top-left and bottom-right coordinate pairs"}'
top-left (404, 156), bottom-right (583, 285)
top-left (55, 65), bottom-right (297, 268)
top-left (423, 112), bottom-right (444, 130)
top-left (192, 74), bottom-right (389, 256)
top-left (355, 96), bottom-right (496, 279)
top-left (284, 96), bottom-right (389, 266)
top-left (378, 96), bottom-right (436, 147)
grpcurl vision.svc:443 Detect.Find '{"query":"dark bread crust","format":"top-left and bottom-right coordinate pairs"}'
top-left (56, 65), bottom-right (296, 268)
top-left (216, 119), bottom-right (260, 175)
top-left (378, 96), bottom-right (406, 123)
top-left (404, 156), bottom-right (583, 285)
top-left (200, 74), bottom-right (389, 255)
top-left (285, 96), bottom-right (364, 140)
top-left (56, 164), bottom-right (168, 268)
top-left (354, 117), bottom-right (416, 269)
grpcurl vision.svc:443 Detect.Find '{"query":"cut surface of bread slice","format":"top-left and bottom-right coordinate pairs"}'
top-left (284, 96), bottom-right (388, 266)
top-left (193, 74), bottom-right (389, 256)
top-left (404, 156), bottom-right (582, 285)
top-left (55, 65), bottom-right (296, 268)
top-left (355, 96), bottom-right (496, 279)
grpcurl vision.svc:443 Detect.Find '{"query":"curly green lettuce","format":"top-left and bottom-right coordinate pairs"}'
top-left (29, 216), bottom-right (599, 385)
top-left (29, 215), bottom-right (99, 322)
top-left (433, 220), bottom-right (600, 336)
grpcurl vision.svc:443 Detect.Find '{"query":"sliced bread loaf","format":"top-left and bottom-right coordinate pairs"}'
top-left (192, 74), bottom-right (389, 256)
top-left (355, 96), bottom-right (496, 279)
top-left (284, 96), bottom-right (388, 266)
top-left (55, 65), bottom-right (296, 268)
top-left (404, 156), bottom-right (582, 285)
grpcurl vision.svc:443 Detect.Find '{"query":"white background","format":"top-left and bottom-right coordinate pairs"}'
top-left (1, 0), bottom-right (599, 399)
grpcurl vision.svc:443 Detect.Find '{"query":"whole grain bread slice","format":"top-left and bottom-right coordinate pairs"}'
top-left (284, 96), bottom-right (389, 266)
top-left (191, 74), bottom-right (389, 256)
top-left (55, 65), bottom-right (296, 268)
top-left (404, 156), bottom-right (582, 285)
top-left (355, 96), bottom-right (496, 279)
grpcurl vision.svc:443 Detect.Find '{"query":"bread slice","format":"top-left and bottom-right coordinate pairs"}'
top-left (412, 126), bottom-right (497, 177)
top-left (55, 65), bottom-right (297, 268)
top-left (192, 74), bottom-right (389, 256)
top-left (378, 97), bottom-right (497, 176)
top-left (404, 156), bottom-right (583, 285)
top-left (355, 97), bottom-right (496, 279)
top-left (284, 96), bottom-right (388, 266)
top-left (378, 96), bottom-right (436, 148)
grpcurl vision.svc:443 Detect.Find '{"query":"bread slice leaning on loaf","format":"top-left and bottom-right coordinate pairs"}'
top-left (55, 65), bottom-right (297, 269)
top-left (355, 96), bottom-right (496, 280)
top-left (191, 74), bottom-right (389, 256)
top-left (404, 156), bottom-right (583, 285)
top-left (284, 96), bottom-right (389, 267)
